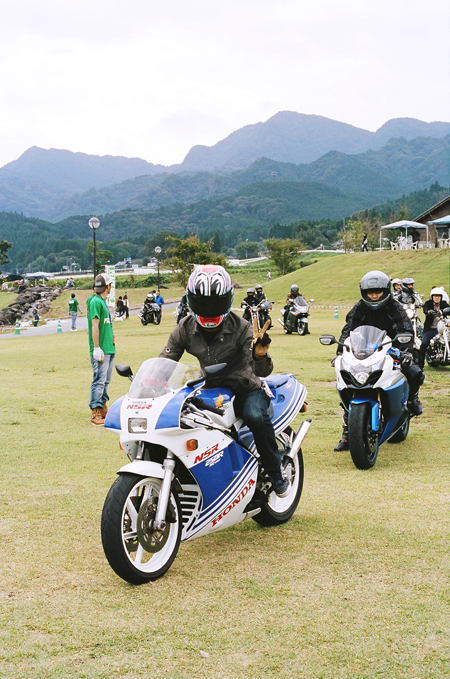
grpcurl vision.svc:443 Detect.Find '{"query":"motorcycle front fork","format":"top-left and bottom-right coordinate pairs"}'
top-left (153, 452), bottom-right (176, 531)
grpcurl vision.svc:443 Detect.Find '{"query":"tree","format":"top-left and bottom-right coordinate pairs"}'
top-left (235, 241), bottom-right (260, 259)
top-left (339, 220), bottom-right (379, 252)
top-left (263, 238), bottom-right (304, 275)
top-left (0, 240), bottom-right (12, 274)
top-left (145, 231), bottom-right (179, 259)
top-left (165, 236), bottom-right (227, 287)
top-left (87, 242), bottom-right (114, 273)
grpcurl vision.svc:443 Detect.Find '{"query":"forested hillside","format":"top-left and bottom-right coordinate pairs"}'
top-left (0, 182), bottom-right (447, 273)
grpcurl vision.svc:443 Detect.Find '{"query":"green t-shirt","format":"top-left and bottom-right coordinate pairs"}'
top-left (87, 294), bottom-right (116, 355)
top-left (68, 298), bottom-right (80, 313)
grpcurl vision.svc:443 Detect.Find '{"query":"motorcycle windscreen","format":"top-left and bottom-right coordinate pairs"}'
top-left (349, 325), bottom-right (387, 359)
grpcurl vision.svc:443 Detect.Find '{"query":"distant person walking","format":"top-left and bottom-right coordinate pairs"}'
top-left (361, 234), bottom-right (368, 252)
top-left (122, 292), bottom-right (130, 318)
top-left (68, 292), bottom-right (82, 330)
top-left (267, 270), bottom-right (271, 282)
top-left (87, 273), bottom-right (115, 427)
top-left (32, 301), bottom-right (41, 327)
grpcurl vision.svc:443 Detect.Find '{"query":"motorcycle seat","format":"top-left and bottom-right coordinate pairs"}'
top-left (265, 373), bottom-right (290, 389)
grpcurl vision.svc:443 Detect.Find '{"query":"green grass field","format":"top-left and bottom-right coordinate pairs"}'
top-left (0, 249), bottom-right (449, 678)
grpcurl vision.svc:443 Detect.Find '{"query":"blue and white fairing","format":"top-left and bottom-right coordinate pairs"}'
top-left (104, 358), bottom-right (307, 539)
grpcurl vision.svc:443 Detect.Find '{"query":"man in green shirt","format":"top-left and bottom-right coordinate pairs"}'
top-left (87, 273), bottom-right (116, 426)
top-left (68, 292), bottom-right (82, 331)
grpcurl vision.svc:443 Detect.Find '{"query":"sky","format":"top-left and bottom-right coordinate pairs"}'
top-left (0, 0), bottom-right (449, 169)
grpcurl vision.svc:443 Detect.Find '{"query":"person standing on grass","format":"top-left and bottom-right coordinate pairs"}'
top-left (361, 234), bottom-right (369, 252)
top-left (68, 292), bottom-right (82, 331)
top-left (122, 291), bottom-right (130, 318)
top-left (87, 273), bottom-right (115, 427)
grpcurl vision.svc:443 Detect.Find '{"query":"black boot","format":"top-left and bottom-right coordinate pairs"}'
top-left (334, 411), bottom-right (349, 451)
top-left (408, 393), bottom-right (424, 416)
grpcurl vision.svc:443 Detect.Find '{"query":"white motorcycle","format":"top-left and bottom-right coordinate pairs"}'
top-left (402, 303), bottom-right (423, 363)
top-left (320, 326), bottom-right (413, 470)
top-left (426, 308), bottom-right (450, 367)
top-left (101, 357), bottom-right (310, 584)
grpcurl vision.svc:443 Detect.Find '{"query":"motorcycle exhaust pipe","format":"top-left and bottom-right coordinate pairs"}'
top-left (277, 318), bottom-right (285, 327)
top-left (287, 419), bottom-right (312, 461)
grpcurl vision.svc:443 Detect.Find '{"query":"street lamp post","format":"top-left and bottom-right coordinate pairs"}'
top-left (89, 217), bottom-right (100, 277)
top-left (154, 246), bottom-right (162, 291)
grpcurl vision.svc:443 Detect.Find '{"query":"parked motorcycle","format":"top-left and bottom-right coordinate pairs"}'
top-left (176, 299), bottom-right (189, 324)
top-left (426, 308), bottom-right (450, 367)
top-left (320, 326), bottom-right (413, 470)
top-left (278, 298), bottom-right (313, 335)
top-left (401, 303), bottom-right (423, 364)
top-left (101, 357), bottom-right (310, 583)
top-left (138, 303), bottom-right (161, 325)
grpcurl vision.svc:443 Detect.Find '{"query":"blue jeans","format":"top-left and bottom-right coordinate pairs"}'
top-left (89, 354), bottom-right (115, 409)
top-left (70, 312), bottom-right (78, 330)
top-left (419, 329), bottom-right (438, 368)
top-left (235, 388), bottom-right (280, 473)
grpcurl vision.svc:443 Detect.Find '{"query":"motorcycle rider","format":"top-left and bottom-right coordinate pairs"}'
top-left (255, 284), bottom-right (267, 304)
top-left (391, 278), bottom-right (402, 298)
top-left (419, 288), bottom-right (450, 369)
top-left (333, 270), bottom-right (424, 451)
top-left (396, 277), bottom-right (423, 306)
top-left (160, 264), bottom-right (290, 497)
top-left (284, 285), bottom-right (310, 333)
top-left (241, 287), bottom-right (257, 322)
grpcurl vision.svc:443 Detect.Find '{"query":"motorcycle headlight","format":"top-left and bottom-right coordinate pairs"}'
top-left (128, 418), bottom-right (147, 434)
top-left (405, 308), bottom-right (415, 319)
top-left (354, 372), bottom-right (369, 385)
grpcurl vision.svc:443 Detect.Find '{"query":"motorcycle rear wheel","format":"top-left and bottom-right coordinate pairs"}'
top-left (252, 451), bottom-right (304, 527)
top-left (101, 474), bottom-right (182, 584)
top-left (140, 318), bottom-right (148, 326)
top-left (348, 402), bottom-right (379, 470)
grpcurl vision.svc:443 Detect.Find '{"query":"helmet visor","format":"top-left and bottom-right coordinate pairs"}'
top-left (187, 289), bottom-right (233, 318)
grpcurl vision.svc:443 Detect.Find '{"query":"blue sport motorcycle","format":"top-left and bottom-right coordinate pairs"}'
top-left (320, 326), bottom-right (413, 469)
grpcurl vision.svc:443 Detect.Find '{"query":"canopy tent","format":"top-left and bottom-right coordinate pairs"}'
top-left (379, 220), bottom-right (428, 250)
top-left (428, 215), bottom-right (450, 225)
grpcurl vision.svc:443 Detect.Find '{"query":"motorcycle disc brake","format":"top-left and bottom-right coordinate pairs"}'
top-left (136, 495), bottom-right (170, 553)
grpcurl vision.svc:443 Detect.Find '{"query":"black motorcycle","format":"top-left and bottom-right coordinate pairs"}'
top-left (138, 303), bottom-right (161, 326)
top-left (242, 300), bottom-right (273, 330)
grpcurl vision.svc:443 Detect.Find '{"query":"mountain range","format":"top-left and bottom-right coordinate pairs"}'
top-left (0, 112), bottom-right (448, 222)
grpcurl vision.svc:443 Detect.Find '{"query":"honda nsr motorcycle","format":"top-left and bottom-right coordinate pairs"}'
top-left (320, 326), bottom-right (413, 470)
top-left (426, 307), bottom-right (450, 367)
top-left (101, 357), bottom-right (310, 584)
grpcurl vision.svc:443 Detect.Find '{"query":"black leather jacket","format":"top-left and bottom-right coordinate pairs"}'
top-left (337, 297), bottom-right (414, 354)
top-left (160, 311), bottom-right (273, 396)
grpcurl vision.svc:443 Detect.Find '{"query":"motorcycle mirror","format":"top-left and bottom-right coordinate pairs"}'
top-left (443, 307), bottom-right (450, 317)
top-left (309, 299), bottom-right (314, 302)
top-left (203, 362), bottom-right (228, 376)
top-left (319, 335), bottom-right (337, 345)
top-left (116, 364), bottom-right (134, 381)
top-left (394, 333), bottom-right (413, 344)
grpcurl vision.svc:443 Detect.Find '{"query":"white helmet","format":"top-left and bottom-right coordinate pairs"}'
top-left (430, 287), bottom-right (444, 299)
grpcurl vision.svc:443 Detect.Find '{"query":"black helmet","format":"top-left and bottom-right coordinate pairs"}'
top-left (401, 277), bottom-right (415, 293)
top-left (247, 287), bottom-right (255, 295)
top-left (360, 270), bottom-right (391, 310)
top-left (291, 284), bottom-right (299, 293)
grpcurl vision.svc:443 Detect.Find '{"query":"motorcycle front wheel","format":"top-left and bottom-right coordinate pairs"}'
top-left (153, 314), bottom-right (161, 325)
top-left (101, 474), bottom-right (182, 584)
top-left (253, 451), bottom-right (304, 527)
top-left (297, 320), bottom-right (306, 335)
top-left (348, 402), bottom-right (379, 469)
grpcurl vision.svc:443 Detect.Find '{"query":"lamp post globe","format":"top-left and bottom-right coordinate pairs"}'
top-left (154, 246), bottom-right (162, 291)
top-left (89, 217), bottom-right (100, 277)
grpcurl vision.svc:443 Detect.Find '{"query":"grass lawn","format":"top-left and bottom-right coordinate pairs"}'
top-left (0, 284), bottom-right (449, 678)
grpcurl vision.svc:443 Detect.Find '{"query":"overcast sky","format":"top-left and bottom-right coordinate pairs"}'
top-left (0, 0), bottom-right (449, 169)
